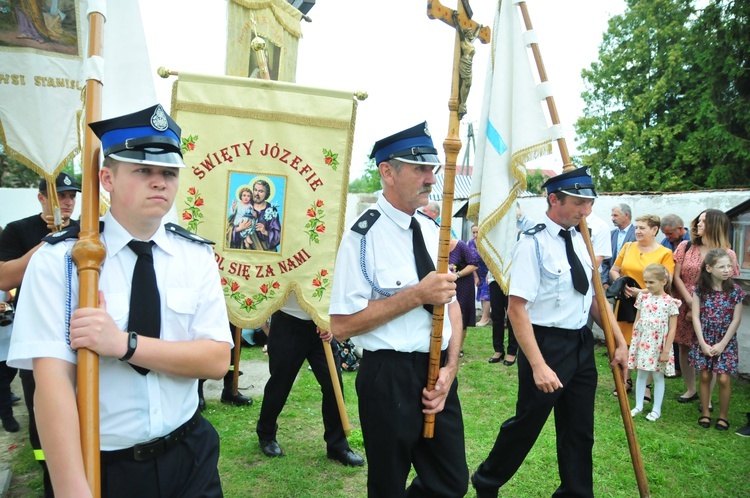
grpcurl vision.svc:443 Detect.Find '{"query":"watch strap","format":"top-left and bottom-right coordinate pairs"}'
top-left (119, 331), bottom-right (138, 361)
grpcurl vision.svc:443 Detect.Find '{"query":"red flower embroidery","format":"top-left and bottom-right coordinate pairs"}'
top-left (260, 283), bottom-right (269, 294)
top-left (316, 199), bottom-right (324, 208)
top-left (324, 156), bottom-right (333, 165)
top-left (272, 281), bottom-right (280, 289)
top-left (188, 187), bottom-right (197, 195)
top-left (312, 278), bottom-right (322, 287)
top-left (182, 211), bottom-right (193, 220)
top-left (320, 269), bottom-right (328, 277)
top-left (221, 278), bottom-right (227, 286)
top-left (307, 208), bottom-right (316, 218)
top-left (231, 281), bottom-right (239, 292)
top-left (194, 197), bottom-right (204, 207)
top-left (187, 142), bottom-right (195, 151)
top-left (245, 297), bottom-right (253, 306)
top-left (316, 224), bottom-right (326, 233)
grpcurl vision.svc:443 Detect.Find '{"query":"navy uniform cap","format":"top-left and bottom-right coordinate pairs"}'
top-left (39, 172), bottom-right (81, 193)
top-left (370, 122), bottom-right (441, 166)
top-left (88, 104), bottom-right (184, 168)
top-left (541, 166), bottom-right (597, 199)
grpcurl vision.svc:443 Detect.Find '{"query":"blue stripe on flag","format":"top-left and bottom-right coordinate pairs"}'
top-left (487, 120), bottom-right (507, 156)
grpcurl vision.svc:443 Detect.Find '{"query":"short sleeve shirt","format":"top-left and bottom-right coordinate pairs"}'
top-left (509, 213), bottom-right (594, 329)
top-left (8, 211), bottom-right (232, 450)
top-left (329, 195), bottom-right (451, 352)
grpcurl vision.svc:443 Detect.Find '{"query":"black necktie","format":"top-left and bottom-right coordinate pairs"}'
top-left (559, 229), bottom-right (589, 295)
top-left (410, 217), bottom-right (436, 313)
top-left (127, 240), bottom-right (160, 375)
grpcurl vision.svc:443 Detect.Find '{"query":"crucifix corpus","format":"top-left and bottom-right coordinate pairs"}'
top-left (423, 0), bottom-right (490, 438)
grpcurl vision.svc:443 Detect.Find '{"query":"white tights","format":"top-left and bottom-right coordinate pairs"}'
top-left (635, 370), bottom-right (665, 415)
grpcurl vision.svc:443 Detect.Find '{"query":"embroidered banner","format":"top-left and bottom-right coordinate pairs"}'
top-left (0, 0), bottom-right (154, 177)
top-left (171, 73), bottom-right (356, 329)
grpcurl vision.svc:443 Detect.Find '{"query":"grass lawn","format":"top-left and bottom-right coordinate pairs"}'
top-left (9, 325), bottom-right (750, 497)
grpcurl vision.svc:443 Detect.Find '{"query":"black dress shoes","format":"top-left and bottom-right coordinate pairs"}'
top-left (2, 415), bottom-right (20, 433)
top-left (10, 392), bottom-right (21, 404)
top-left (488, 353), bottom-right (504, 364)
top-left (221, 390), bottom-right (253, 406)
top-left (327, 448), bottom-right (365, 467)
top-left (259, 439), bottom-right (283, 457)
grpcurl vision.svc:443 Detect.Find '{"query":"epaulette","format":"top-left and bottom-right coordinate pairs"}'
top-left (415, 209), bottom-right (440, 227)
top-left (522, 223), bottom-right (546, 236)
top-left (351, 209), bottom-right (380, 235)
top-left (43, 225), bottom-right (81, 244)
top-left (165, 223), bottom-right (214, 245)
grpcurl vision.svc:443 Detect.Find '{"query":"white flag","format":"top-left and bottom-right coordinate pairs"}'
top-left (467, 0), bottom-right (553, 292)
top-left (0, 0), bottom-right (155, 177)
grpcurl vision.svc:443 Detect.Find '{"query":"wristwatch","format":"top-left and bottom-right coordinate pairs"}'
top-left (119, 331), bottom-right (138, 362)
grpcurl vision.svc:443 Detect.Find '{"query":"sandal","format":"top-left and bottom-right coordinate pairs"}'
top-left (698, 416), bottom-right (711, 429)
top-left (715, 418), bottom-right (730, 431)
top-left (613, 378), bottom-right (633, 397)
top-left (646, 411), bottom-right (661, 422)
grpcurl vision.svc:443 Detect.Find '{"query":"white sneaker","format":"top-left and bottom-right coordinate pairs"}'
top-left (631, 407), bottom-right (642, 417)
top-left (646, 411), bottom-right (661, 422)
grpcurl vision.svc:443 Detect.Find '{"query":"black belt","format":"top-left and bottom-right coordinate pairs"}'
top-left (101, 410), bottom-right (202, 463)
top-left (363, 349), bottom-right (448, 367)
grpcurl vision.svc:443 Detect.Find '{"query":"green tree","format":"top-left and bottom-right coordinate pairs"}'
top-left (525, 169), bottom-right (548, 194)
top-left (348, 157), bottom-right (381, 193)
top-left (0, 145), bottom-right (40, 188)
top-left (576, 0), bottom-right (750, 191)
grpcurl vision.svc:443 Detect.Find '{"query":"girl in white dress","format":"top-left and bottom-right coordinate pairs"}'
top-left (629, 263), bottom-right (681, 421)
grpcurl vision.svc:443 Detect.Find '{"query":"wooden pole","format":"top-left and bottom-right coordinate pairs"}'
top-left (323, 341), bottom-right (351, 437)
top-left (424, 0), bottom-right (490, 438)
top-left (69, 9), bottom-right (106, 497)
top-left (516, 2), bottom-right (650, 496)
top-left (232, 326), bottom-right (242, 395)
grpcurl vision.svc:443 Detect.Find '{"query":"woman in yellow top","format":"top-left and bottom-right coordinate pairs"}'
top-left (610, 214), bottom-right (676, 346)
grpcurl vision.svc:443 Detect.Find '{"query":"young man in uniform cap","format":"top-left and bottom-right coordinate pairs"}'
top-left (330, 122), bottom-right (468, 497)
top-left (0, 170), bottom-right (80, 495)
top-left (471, 167), bottom-right (628, 498)
top-left (8, 104), bottom-right (232, 497)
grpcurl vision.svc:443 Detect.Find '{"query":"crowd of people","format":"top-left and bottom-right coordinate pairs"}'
top-left (1, 111), bottom-right (748, 498)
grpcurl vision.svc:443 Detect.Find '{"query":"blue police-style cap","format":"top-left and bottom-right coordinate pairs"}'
top-left (541, 166), bottom-right (597, 199)
top-left (39, 172), bottom-right (81, 193)
top-left (88, 104), bottom-right (185, 168)
top-left (370, 122), bottom-right (442, 166)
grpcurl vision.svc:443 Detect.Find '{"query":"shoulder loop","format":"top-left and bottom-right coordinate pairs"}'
top-left (522, 223), bottom-right (546, 236)
top-left (165, 223), bottom-right (215, 245)
top-left (43, 225), bottom-right (81, 244)
top-left (415, 209), bottom-right (439, 227)
top-left (351, 209), bottom-right (380, 236)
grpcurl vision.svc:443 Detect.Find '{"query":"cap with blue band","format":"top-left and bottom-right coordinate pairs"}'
top-left (370, 122), bottom-right (442, 166)
top-left (541, 166), bottom-right (597, 199)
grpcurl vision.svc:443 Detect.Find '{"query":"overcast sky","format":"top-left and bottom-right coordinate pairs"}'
top-left (139, 0), bottom-right (627, 177)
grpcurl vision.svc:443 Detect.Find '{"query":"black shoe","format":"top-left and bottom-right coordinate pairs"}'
top-left (503, 356), bottom-right (517, 367)
top-left (2, 415), bottom-right (20, 433)
top-left (10, 392), bottom-right (20, 404)
top-left (327, 448), bottom-right (365, 467)
top-left (221, 390), bottom-right (253, 406)
top-left (259, 439), bottom-right (283, 457)
top-left (488, 353), bottom-right (504, 364)
top-left (471, 472), bottom-right (498, 498)
top-left (677, 393), bottom-right (698, 403)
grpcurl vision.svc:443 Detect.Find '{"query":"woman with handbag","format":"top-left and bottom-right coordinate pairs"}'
top-left (609, 214), bottom-right (675, 395)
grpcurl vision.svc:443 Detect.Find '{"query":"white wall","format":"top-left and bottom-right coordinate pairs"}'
top-left (0, 188), bottom-right (83, 229)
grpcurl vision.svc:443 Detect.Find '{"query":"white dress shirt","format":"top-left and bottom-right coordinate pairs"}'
top-left (9, 211), bottom-right (232, 450)
top-left (330, 195), bottom-right (451, 352)
top-left (509, 213), bottom-right (594, 329)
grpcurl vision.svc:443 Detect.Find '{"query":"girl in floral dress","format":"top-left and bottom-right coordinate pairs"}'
top-left (629, 264), bottom-right (681, 421)
top-left (691, 249), bottom-right (746, 431)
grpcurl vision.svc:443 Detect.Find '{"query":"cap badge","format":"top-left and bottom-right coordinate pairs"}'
top-left (150, 105), bottom-right (169, 132)
top-left (424, 124), bottom-right (431, 138)
top-left (63, 176), bottom-right (72, 185)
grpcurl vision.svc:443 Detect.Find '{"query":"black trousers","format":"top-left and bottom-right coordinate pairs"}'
top-left (21, 369), bottom-right (53, 497)
top-left (489, 281), bottom-right (517, 356)
top-left (474, 326), bottom-right (597, 498)
top-left (101, 416), bottom-right (222, 498)
top-left (357, 349), bottom-right (468, 498)
top-left (256, 311), bottom-right (347, 453)
top-left (0, 360), bottom-right (16, 420)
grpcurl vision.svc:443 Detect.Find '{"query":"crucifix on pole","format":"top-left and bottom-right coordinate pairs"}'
top-left (423, 0), bottom-right (490, 438)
